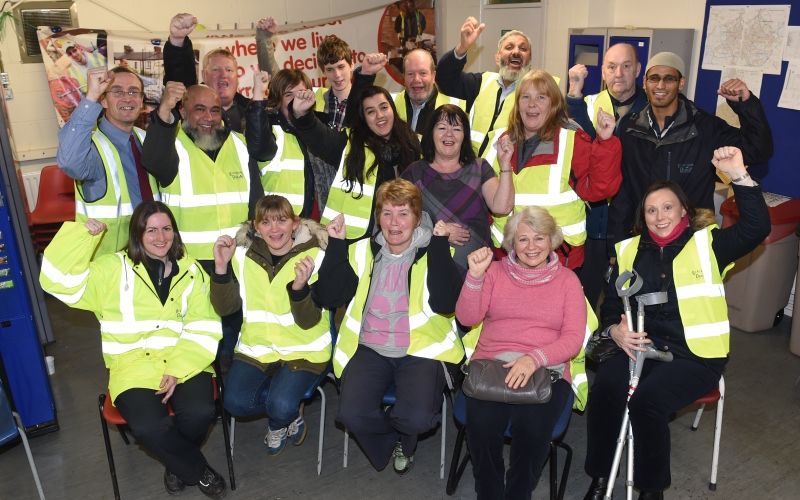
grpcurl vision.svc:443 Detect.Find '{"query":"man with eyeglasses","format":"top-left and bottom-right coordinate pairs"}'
top-left (567, 43), bottom-right (648, 308)
top-left (606, 51), bottom-right (773, 249)
top-left (56, 66), bottom-right (158, 258)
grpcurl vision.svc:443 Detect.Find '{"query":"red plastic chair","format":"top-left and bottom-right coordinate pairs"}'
top-left (28, 166), bottom-right (75, 252)
top-left (689, 375), bottom-right (725, 491)
top-left (98, 377), bottom-right (235, 500)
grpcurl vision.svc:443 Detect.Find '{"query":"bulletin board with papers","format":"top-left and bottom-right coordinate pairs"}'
top-left (696, 1), bottom-right (800, 198)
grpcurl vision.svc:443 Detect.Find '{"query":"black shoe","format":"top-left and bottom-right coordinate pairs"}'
top-left (163, 469), bottom-right (185, 495)
top-left (197, 465), bottom-right (226, 499)
top-left (638, 491), bottom-right (663, 500)
top-left (584, 477), bottom-right (611, 500)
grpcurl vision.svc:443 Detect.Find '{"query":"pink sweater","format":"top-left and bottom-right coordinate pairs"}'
top-left (455, 260), bottom-right (586, 382)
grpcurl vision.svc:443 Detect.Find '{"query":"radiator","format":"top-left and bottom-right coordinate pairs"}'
top-left (22, 171), bottom-right (40, 212)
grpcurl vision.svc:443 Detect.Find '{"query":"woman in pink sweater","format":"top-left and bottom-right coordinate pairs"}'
top-left (455, 205), bottom-right (586, 500)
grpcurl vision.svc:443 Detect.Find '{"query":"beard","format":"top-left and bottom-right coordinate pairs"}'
top-left (498, 63), bottom-right (531, 84)
top-left (182, 121), bottom-right (227, 152)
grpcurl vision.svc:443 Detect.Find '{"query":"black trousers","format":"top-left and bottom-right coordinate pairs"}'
top-left (465, 379), bottom-right (571, 500)
top-left (114, 372), bottom-right (215, 484)
top-left (584, 351), bottom-right (720, 491)
top-left (337, 345), bottom-right (445, 471)
top-left (579, 236), bottom-right (609, 310)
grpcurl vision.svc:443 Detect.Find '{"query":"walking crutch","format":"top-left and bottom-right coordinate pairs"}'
top-left (605, 274), bottom-right (672, 500)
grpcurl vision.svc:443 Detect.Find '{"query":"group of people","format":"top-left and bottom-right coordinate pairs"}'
top-left (43, 10), bottom-right (773, 500)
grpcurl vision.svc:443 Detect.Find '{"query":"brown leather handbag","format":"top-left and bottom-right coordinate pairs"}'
top-left (462, 359), bottom-right (553, 404)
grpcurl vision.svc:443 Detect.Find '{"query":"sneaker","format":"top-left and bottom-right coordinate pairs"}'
top-left (264, 426), bottom-right (288, 455)
top-left (288, 414), bottom-right (307, 446)
top-left (163, 469), bottom-right (185, 495)
top-left (197, 465), bottom-right (226, 499)
top-left (392, 442), bottom-right (414, 475)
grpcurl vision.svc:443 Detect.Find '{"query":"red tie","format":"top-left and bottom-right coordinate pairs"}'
top-left (129, 135), bottom-right (154, 202)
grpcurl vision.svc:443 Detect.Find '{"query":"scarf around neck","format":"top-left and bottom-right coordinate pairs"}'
top-left (648, 214), bottom-right (690, 247)
top-left (503, 250), bottom-right (561, 286)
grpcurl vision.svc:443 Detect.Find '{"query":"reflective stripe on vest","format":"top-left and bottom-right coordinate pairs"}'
top-left (75, 128), bottom-right (158, 257)
top-left (260, 126), bottom-right (306, 212)
top-left (162, 130), bottom-right (250, 259)
top-left (616, 227), bottom-right (732, 358)
top-left (332, 239), bottom-right (463, 377)
top-left (320, 143), bottom-right (378, 240)
top-left (469, 73), bottom-right (511, 151)
top-left (233, 245), bottom-right (331, 364)
top-left (98, 254), bottom-right (220, 357)
top-left (486, 128), bottom-right (587, 246)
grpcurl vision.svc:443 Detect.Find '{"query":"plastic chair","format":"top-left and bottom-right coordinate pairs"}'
top-left (97, 377), bottom-right (235, 500)
top-left (228, 369), bottom-right (331, 475)
top-left (0, 379), bottom-right (45, 500)
top-left (689, 375), bottom-right (725, 491)
top-left (28, 165), bottom-right (75, 252)
top-left (445, 389), bottom-right (575, 499)
top-left (342, 383), bottom-right (449, 479)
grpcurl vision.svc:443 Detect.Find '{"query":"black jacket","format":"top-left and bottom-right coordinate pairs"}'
top-left (608, 94), bottom-right (773, 244)
top-left (601, 182), bottom-right (770, 367)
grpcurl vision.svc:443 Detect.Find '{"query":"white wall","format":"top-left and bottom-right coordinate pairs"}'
top-left (1, 0), bottom-right (710, 174)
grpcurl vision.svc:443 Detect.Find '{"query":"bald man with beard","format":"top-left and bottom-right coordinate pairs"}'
top-left (143, 83), bottom-right (253, 371)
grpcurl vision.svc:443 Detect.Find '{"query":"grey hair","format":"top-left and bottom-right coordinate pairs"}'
top-left (501, 206), bottom-right (563, 253)
top-left (497, 30), bottom-right (532, 52)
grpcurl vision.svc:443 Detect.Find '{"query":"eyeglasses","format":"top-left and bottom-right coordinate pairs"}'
top-left (646, 74), bottom-right (680, 84)
top-left (107, 89), bottom-right (143, 98)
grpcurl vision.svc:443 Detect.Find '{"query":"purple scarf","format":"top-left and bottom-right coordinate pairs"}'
top-left (503, 250), bottom-right (561, 286)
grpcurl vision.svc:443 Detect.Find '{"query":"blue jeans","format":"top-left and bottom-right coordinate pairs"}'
top-left (223, 359), bottom-right (320, 430)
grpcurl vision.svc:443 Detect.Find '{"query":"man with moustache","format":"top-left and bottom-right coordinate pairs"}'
top-left (566, 43), bottom-right (648, 307)
top-left (57, 67), bottom-right (158, 257)
top-left (607, 52), bottom-right (773, 247)
top-left (359, 48), bottom-right (464, 133)
top-left (143, 83), bottom-right (251, 370)
top-left (436, 17), bottom-right (533, 155)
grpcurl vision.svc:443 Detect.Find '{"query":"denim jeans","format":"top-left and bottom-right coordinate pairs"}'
top-left (223, 359), bottom-right (320, 430)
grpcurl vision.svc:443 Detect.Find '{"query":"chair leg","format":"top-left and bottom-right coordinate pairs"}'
top-left (343, 427), bottom-right (349, 468)
top-left (556, 442), bottom-right (572, 500)
top-left (440, 395), bottom-right (446, 480)
top-left (12, 411), bottom-right (46, 500)
top-left (116, 424), bottom-right (130, 445)
top-left (710, 377), bottom-right (725, 491)
top-left (445, 426), bottom-right (470, 496)
top-left (549, 442), bottom-right (558, 500)
top-left (98, 394), bottom-right (121, 500)
top-left (691, 404), bottom-right (706, 431)
top-left (217, 396), bottom-right (236, 490)
top-left (229, 417), bottom-right (236, 459)
top-left (316, 386), bottom-right (326, 476)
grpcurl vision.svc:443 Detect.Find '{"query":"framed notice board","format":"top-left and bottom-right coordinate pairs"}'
top-left (695, 1), bottom-right (799, 198)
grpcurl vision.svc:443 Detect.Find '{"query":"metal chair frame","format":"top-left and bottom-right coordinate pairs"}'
top-left (97, 376), bottom-right (235, 500)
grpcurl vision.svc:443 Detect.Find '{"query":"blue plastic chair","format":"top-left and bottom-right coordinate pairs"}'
top-left (1, 379), bottom-right (46, 500)
top-left (445, 389), bottom-right (575, 499)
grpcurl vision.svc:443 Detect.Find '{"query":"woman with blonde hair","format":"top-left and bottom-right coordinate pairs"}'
top-left (483, 69), bottom-right (621, 272)
top-left (456, 205), bottom-right (586, 499)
